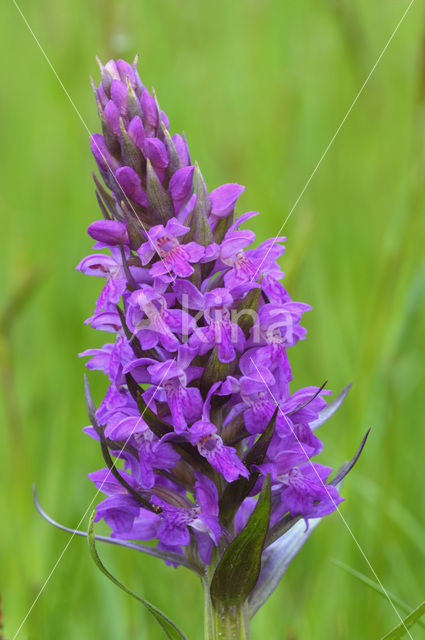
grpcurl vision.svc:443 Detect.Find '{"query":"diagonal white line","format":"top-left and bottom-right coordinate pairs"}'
top-left (11, 360), bottom-right (173, 640)
top-left (252, 0), bottom-right (417, 281)
top-left (11, 0), bottom-right (176, 283)
top-left (250, 358), bottom-right (413, 639)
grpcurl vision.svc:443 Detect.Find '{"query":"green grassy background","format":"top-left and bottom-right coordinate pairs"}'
top-left (1, 0), bottom-right (425, 638)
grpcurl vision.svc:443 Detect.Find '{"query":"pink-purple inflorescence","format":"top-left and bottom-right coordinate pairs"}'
top-left (78, 56), bottom-right (345, 569)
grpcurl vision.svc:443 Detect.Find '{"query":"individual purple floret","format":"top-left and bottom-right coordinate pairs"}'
top-left (77, 57), bottom-right (363, 613)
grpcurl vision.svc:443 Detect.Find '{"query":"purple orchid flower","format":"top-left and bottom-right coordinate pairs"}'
top-left (71, 58), bottom-right (361, 632)
top-left (209, 183), bottom-right (245, 223)
top-left (124, 346), bottom-right (203, 433)
top-left (125, 285), bottom-right (194, 352)
top-left (152, 474), bottom-right (221, 564)
top-left (138, 218), bottom-right (207, 278)
top-left (174, 280), bottom-right (246, 363)
top-left (79, 334), bottom-right (134, 387)
top-left (188, 383), bottom-right (249, 482)
top-left (77, 248), bottom-right (129, 312)
top-left (220, 223), bottom-right (286, 290)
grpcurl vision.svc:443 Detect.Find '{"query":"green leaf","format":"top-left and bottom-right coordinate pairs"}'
top-left (193, 163), bottom-right (211, 218)
top-left (235, 284), bottom-right (262, 337)
top-left (185, 164), bottom-right (213, 247)
top-left (97, 101), bottom-right (120, 156)
top-left (331, 559), bottom-right (425, 630)
top-left (125, 76), bottom-right (143, 121)
top-left (287, 380), bottom-right (327, 416)
top-left (200, 347), bottom-right (229, 397)
top-left (84, 375), bottom-right (155, 512)
top-left (147, 158), bottom-right (174, 224)
top-left (219, 409), bottom-right (277, 525)
top-left (99, 427), bottom-right (156, 512)
top-left (210, 476), bottom-right (271, 610)
top-left (330, 428), bottom-right (370, 487)
top-left (193, 164), bottom-right (213, 246)
top-left (125, 373), bottom-right (171, 438)
top-left (83, 374), bottom-right (97, 428)
top-left (93, 173), bottom-right (117, 218)
top-left (213, 213), bottom-right (233, 244)
top-left (88, 512), bottom-right (189, 640)
top-left (115, 306), bottom-right (144, 357)
top-left (161, 124), bottom-right (181, 183)
top-left (380, 600), bottom-right (425, 639)
top-left (120, 118), bottom-right (143, 175)
top-left (265, 512), bottom-right (300, 547)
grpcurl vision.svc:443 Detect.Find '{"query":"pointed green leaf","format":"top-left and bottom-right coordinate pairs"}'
top-left (265, 513), bottom-right (300, 547)
top-left (120, 118), bottom-right (143, 175)
top-left (84, 374), bottom-right (97, 429)
top-left (119, 242), bottom-right (138, 290)
top-left (96, 56), bottom-right (112, 95)
top-left (93, 173), bottom-right (118, 219)
top-left (84, 375), bottom-right (155, 511)
top-left (235, 284), bottom-right (262, 337)
top-left (287, 380), bottom-right (327, 416)
top-left (126, 76), bottom-right (143, 120)
top-left (95, 190), bottom-right (111, 220)
top-left (88, 512), bottom-right (189, 640)
top-left (98, 102), bottom-right (120, 156)
top-left (330, 429), bottom-right (370, 487)
top-left (161, 124), bottom-right (181, 183)
top-left (242, 408), bottom-right (278, 470)
top-left (194, 165), bottom-right (213, 246)
top-left (147, 158), bottom-right (174, 224)
top-left (125, 373), bottom-right (172, 438)
top-left (115, 306), bottom-right (143, 357)
top-left (219, 409), bottom-right (277, 525)
top-left (200, 347), bottom-right (229, 397)
top-left (210, 476), bottom-right (271, 610)
top-left (194, 163), bottom-right (211, 218)
top-left (213, 213), bottom-right (233, 244)
top-left (380, 600), bottom-right (425, 639)
top-left (185, 164), bottom-right (213, 247)
top-left (99, 427), bottom-right (156, 512)
top-left (122, 206), bottom-right (146, 252)
top-left (152, 89), bottom-right (166, 142)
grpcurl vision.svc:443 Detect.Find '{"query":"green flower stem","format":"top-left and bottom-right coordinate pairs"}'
top-left (204, 569), bottom-right (250, 640)
top-left (211, 603), bottom-right (250, 640)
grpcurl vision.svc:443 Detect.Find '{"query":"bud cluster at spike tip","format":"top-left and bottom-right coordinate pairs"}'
top-left (77, 56), bottom-right (343, 568)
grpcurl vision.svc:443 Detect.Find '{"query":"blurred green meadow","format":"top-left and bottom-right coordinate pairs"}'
top-left (1, 0), bottom-right (425, 638)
